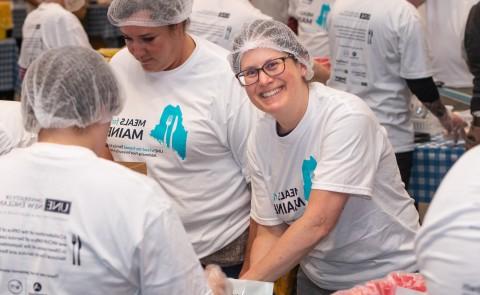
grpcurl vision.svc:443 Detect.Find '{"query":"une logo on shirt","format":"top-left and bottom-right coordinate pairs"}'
top-left (359, 13), bottom-right (371, 20)
top-left (44, 199), bottom-right (72, 215)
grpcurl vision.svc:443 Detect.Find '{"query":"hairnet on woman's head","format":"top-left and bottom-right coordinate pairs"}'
top-left (229, 19), bottom-right (314, 80)
top-left (64, 0), bottom-right (85, 12)
top-left (107, 0), bottom-right (193, 27)
top-left (21, 46), bottom-right (123, 133)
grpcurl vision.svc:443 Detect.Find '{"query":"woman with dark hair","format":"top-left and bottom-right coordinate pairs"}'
top-left (105, 0), bottom-right (256, 278)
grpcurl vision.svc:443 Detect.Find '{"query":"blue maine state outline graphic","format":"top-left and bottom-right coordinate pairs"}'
top-left (316, 3), bottom-right (331, 29)
top-left (302, 156), bottom-right (317, 201)
top-left (150, 105), bottom-right (188, 160)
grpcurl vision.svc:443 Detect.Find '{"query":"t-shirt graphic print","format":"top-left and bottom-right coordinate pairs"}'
top-left (150, 105), bottom-right (188, 160)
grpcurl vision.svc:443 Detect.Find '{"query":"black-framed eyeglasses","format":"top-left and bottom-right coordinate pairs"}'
top-left (236, 54), bottom-right (294, 86)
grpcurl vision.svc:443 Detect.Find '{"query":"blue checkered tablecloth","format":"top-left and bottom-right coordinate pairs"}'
top-left (0, 38), bottom-right (19, 92)
top-left (408, 138), bottom-right (465, 204)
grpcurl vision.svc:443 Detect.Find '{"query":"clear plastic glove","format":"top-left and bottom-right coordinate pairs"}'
top-left (466, 125), bottom-right (480, 150)
top-left (438, 111), bottom-right (468, 143)
top-left (204, 265), bottom-right (233, 295)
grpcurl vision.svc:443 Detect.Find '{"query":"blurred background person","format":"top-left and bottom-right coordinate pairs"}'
top-left (230, 19), bottom-right (419, 294)
top-left (288, 0), bottom-right (334, 84)
top-left (0, 46), bottom-right (228, 295)
top-left (288, 0), bottom-right (335, 59)
top-left (420, 0), bottom-right (476, 89)
top-left (18, 0), bottom-right (91, 81)
top-left (327, 0), bottom-right (466, 189)
top-left (464, 2), bottom-right (480, 149)
top-left (250, 0), bottom-right (289, 24)
top-left (0, 100), bottom-right (36, 156)
top-left (106, 0), bottom-right (255, 278)
top-left (189, 0), bottom-right (271, 50)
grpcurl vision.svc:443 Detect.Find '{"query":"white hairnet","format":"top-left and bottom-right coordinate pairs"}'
top-left (21, 46), bottom-right (124, 133)
top-left (229, 19), bottom-right (314, 80)
top-left (107, 0), bottom-right (193, 27)
top-left (64, 0), bottom-right (85, 12)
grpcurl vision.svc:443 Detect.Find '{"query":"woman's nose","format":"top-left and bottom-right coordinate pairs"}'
top-left (257, 69), bottom-right (274, 85)
top-left (128, 41), bottom-right (146, 59)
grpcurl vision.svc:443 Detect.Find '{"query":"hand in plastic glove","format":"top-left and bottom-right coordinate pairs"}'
top-left (438, 112), bottom-right (467, 143)
top-left (466, 125), bottom-right (480, 150)
top-left (204, 265), bottom-right (233, 295)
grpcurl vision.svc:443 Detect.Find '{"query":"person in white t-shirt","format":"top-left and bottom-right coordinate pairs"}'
top-left (106, 0), bottom-right (255, 278)
top-left (250, 0), bottom-right (289, 24)
top-left (188, 0), bottom-right (271, 50)
top-left (421, 0), bottom-right (476, 88)
top-left (18, 0), bottom-right (91, 80)
top-left (0, 100), bottom-right (36, 156)
top-left (0, 46), bottom-right (229, 295)
top-left (327, 0), bottom-right (466, 189)
top-left (288, 0), bottom-right (335, 58)
top-left (229, 19), bottom-right (419, 294)
top-left (415, 145), bottom-right (480, 294)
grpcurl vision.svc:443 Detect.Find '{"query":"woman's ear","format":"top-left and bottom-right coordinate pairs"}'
top-left (300, 63), bottom-right (307, 78)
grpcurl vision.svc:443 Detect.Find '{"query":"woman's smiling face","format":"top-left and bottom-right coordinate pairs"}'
top-left (240, 48), bottom-right (308, 117)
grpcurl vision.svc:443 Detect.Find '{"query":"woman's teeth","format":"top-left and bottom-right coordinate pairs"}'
top-left (261, 87), bottom-right (282, 98)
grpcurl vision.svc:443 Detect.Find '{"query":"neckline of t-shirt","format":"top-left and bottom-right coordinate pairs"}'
top-left (144, 34), bottom-right (200, 77)
top-left (271, 85), bottom-right (315, 144)
top-left (29, 142), bottom-right (97, 159)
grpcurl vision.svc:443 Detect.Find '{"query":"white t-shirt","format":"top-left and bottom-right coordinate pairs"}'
top-left (107, 36), bottom-right (254, 259)
top-left (250, 83), bottom-right (419, 290)
top-left (415, 146), bottom-right (480, 295)
top-left (189, 0), bottom-right (271, 50)
top-left (327, 0), bottom-right (433, 153)
top-left (422, 0), bottom-right (476, 88)
top-left (250, 0), bottom-right (290, 24)
top-left (0, 143), bottom-right (211, 295)
top-left (0, 101), bottom-right (36, 156)
top-left (18, 2), bottom-right (91, 70)
top-left (288, 0), bottom-right (335, 57)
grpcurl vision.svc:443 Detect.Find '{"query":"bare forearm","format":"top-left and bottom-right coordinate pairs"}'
top-left (312, 61), bottom-right (330, 84)
top-left (248, 224), bottom-right (284, 267)
top-left (242, 219), bottom-right (327, 282)
top-left (243, 190), bottom-right (347, 282)
top-left (422, 99), bottom-right (447, 119)
top-left (240, 219), bottom-right (258, 276)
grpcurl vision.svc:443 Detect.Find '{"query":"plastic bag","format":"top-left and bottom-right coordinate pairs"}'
top-left (228, 278), bottom-right (274, 295)
top-left (333, 272), bottom-right (426, 295)
top-left (204, 265), bottom-right (233, 295)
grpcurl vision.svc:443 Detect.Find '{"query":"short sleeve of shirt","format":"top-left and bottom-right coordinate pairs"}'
top-left (397, 6), bottom-right (433, 79)
top-left (248, 137), bottom-right (285, 226)
top-left (43, 12), bottom-right (91, 49)
top-left (312, 112), bottom-right (381, 198)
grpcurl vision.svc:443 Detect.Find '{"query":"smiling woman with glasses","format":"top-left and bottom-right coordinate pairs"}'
top-left (236, 54), bottom-right (294, 86)
top-left (228, 19), bottom-right (419, 295)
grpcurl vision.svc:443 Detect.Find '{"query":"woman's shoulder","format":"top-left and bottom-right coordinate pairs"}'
top-left (191, 35), bottom-right (232, 68)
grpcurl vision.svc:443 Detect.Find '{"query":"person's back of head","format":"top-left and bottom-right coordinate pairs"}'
top-left (21, 46), bottom-right (123, 134)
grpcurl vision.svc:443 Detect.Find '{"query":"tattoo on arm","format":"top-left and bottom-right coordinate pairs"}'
top-left (423, 99), bottom-right (447, 118)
